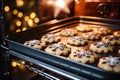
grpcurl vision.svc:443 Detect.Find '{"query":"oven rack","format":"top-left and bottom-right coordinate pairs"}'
top-left (1, 45), bottom-right (89, 80)
top-left (11, 59), bottom-right (60, 80)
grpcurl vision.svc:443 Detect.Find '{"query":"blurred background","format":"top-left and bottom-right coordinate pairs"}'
top-left (3, 0), bottom-right (120, 33)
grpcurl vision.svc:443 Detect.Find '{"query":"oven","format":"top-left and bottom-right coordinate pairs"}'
top-left (0, 0), bottom-right (120, 80)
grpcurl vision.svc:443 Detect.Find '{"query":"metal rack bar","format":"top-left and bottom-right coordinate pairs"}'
top-left (12, 60), bottom-right (60, 80)
top-left (1, 45), bottom-right (89, 80)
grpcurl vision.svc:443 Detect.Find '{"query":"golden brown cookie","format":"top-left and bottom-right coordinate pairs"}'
top-left (76, 24), bottom-right (92, 32)
top-left (45, 43), bottom-right (71, 56)
top-left (60, 28), bottom-right (77, 37)
top-left (113, 31), bottom-right (120, 38)
top-left (89, 41), bottom-right (114, 53)
top-left (24, 39), bottom-right (46, 49)
top-left (69, 49), bottom-right (98, 64)
top-left (92, 27), bottom-right (111, 35)
top-left (41, 33), bottom-right (60, 43)
top-left (98, 56), bottom-right (120, 72)
top-left (67, 36), bottom-right (88, 46)
top-left (82, 32), bottom-right (100, 40)
top-left (102, 35), bottom-right (119, 45)
top-left (118, 49), bottom-right (120, 54)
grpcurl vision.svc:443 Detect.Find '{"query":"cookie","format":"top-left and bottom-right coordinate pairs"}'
top-left (76, 24), bottom-right (92, 32)
top-left (45, 43), bottom-right (71, 56)
top-left (118, 50), bottom-right (120, 54)
top-left (69, 49), bottom-right (98, 64)
top-left (41, 33), bottom-right (60, 43)
top-left (60, 28), bottom-right (77, 37)
top-left (113, 31), bottom-right (120, 38)
top-left (67, 36), bottom-right (88, 46)
top-left (102, 35), bottom-right (119, 45)
top-left (24, 39), bottom-right (46, 49)
top-left (82, 32), bottom-right (100, 40)
top-left (92, 27), bottom-right (111, 35)
top-left (89, 41), bottom-right (114, 53)
top-left (98, 56), bottom-right (120, 72)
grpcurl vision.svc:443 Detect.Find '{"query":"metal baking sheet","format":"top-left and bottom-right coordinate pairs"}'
top-left (6, 16), bottom-right (120, 80)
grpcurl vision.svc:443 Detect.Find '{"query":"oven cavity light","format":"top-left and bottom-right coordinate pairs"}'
top-left (85, 0), bottom-right (100, 2)
top-left (54, 0), bottom-right (71, 18)
top-left (75, 0), bottom-right (81, 4)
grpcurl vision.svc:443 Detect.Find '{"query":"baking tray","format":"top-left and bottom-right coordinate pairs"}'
top-left (6, 16), bottom-right (120, 80)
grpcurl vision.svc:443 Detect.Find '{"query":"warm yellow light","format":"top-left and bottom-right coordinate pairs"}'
top-left (24, 16), bottom-right (29, 21)
top-left (18, 65), bottom-right (26, 70)
top-left (85, 0), bottom-right (100, 2)
top-left (12, 61), bottom-right (17, 67)
top-left (16, 29), bottom-right (21, 33)
top-left (22, 27), bottom-right (27, 31)
top-left (30, 12), bottom-right (36, 19)
top-left (53, 0), bottom-right (71, 18)
top-left (21, 61), bottom-right (25, 65)
top-left (18, 12), bottom-right (23, 18)
top-left (16, 20), bottom-right (22, 27)
top-left (75, 0), bottom-right (80, 4)
top-left (13, 9), bottom-right (18, 15)
top-left (34, 17), bottom-right (39, 23)
top-left (17, 63), bottom-right (20, 65)
top-left (16, 0), bottom-right (24, 7)
top-left (28, 19), bottom-right (33, 27)
top-left (4, 6), bottom-right (10, 12)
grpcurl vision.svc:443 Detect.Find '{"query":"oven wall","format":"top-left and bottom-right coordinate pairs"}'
top-left (74, 1), bottom-right (120, 19)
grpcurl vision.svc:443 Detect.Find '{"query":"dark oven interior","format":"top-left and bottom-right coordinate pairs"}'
top-left (0, 0), bottom-right (120, 80)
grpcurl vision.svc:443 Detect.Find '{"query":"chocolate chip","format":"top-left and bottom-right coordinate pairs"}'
top-left (74, 55), bottom-right (77, 57)
top-left (86, 56), bottom-right (90, 58)
top-left (78, 55), bottom-right (82, 58)
top-left (109, 65), bottom-right (115, 68)
top-left (38, 44), bottom-right (40, 45)
top-left (93, 43), bottom-right (97, 45)
top-left (102, 62), bottom-right (106, 64)
top-left (31, 44), bottom-right (34, 46)
top-left (97, 46), bottom-right (100, 48)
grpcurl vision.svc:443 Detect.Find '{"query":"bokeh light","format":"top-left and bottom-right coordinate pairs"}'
top-left (4, 6), bottom-right (10, 12)
top-left (30, 12), bottom-right (36, 19)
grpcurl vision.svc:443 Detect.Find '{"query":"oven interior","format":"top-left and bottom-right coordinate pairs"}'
top-left (0, 0), bottom-right (120, 80)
